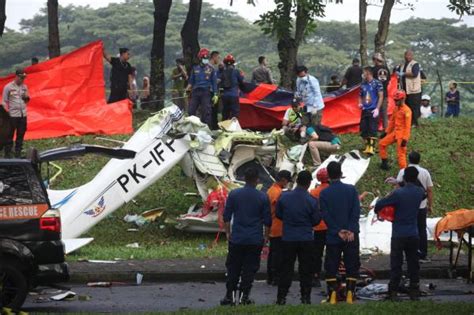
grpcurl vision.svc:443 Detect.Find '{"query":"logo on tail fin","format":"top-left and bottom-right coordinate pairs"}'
top-left (84, 196), bottom-right (106, 217)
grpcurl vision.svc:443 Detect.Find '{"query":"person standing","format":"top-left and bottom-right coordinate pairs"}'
top-left (187, 48), bottom-right (218, 128)
top-left (359, 67), bottom-right (383, 156)
top-left (266, 170), bottom-right (292, 286)
top-left (309, 168), bottom-right (330, 287)
top-left (251, 56), bottom-right (274, 85)
top-left (371, 53), bottom-right (391, 129)
top-left (210, 51), bottom-right (222, 130)
top-left (396, 151), bottom-right (434, 263)
top-left (375, 167), bottom-right (425, 301)
top-left (103, 47), bottom-right (134, 104)
top-left (395, 50), bottom-right (422, 126)
top-left (221, 167), bottom-right (271, 306)
top-left (1, 68), bottom-right (30, 158)
top-left (171, 58), bottom-right (189, 111)
top-left (325, 75), bottom-right (341, 93)
top-left (379, 90), bottom-right (412, 170)
top-left (276, 170), bottom-right (320, 305)
top-left (320, 161), bottom-right (360, 304)
top-left (220, 54), bottom-right (244, 120)
top-left (445, 80), bottom-right (461, 117)
top-left (140, 76), bottom-right (150, 105)
top-left (342, 58), bottom-right (363, 89)
top-left (295, 65), bottom-right (325, 126)
top-left (420, 94), bottom-right (432, 119)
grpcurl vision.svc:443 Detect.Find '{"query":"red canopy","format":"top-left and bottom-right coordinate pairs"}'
top-left (0, 41), bottom-right (133, 140)
top-left (239, 76), bottom-right (398, 133)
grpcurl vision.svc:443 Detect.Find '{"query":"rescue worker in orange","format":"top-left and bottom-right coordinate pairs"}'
top-left (379, 90), bottom-right (412, 170)
top-left (266, 170), bottom-right (292, 286)
top-left (309, 168), bottom-right (329, 287)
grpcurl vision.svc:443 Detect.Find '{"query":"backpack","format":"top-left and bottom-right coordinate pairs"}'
top-left (221, 68), bottom-right (234, 90)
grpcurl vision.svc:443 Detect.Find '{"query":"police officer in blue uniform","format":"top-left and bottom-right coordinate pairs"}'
top-left (375, 166), bottom-right (425, 301)
top-left (220, 167), bottom-right (272, 306)
top-left (186, 48), bottom-right (218, 128)
top-left (220, 54), bottom-right (244, 120)
top-left (320, 161), bottom-right (361, 304)
top-left (275, 170), bottom-right (320, 305)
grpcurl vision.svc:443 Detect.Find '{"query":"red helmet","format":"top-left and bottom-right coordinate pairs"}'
top-left (223, 54), bottom-right (235, 64)
top-left (377, 205), bottom-right (395, 222)
top-left (197, 48), bottom-right (210, 59)
top-left (316, 168), bottom-right (329, 183)
top-left (393, 90), bottom-right (406, 101)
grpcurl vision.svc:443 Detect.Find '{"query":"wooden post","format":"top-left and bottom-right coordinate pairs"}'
top-left (436, 70), bottom-right (444, 117)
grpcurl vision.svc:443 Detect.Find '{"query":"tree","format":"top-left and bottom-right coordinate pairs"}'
top-left (373, 0), bottom-right (395, 56)
top-left (0, 0), bottom-right (6, 37)
top-left (359, 0), bottom-right (368, 66)
top-left (47, 0), bottom-right (61, 58)
top-left (255, 0), bottom-right (332, 89)
top-left (150, 0), bottom-right (172, 110)
top-left (181, 0), bottom-right (202, 72)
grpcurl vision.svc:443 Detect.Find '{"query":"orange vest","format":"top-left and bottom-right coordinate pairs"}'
top-left (310, 183), bottom-right (329, 231)
top-left (386, 103), bottom-right (412, 140)
top-left (267, 183), bottom-right (283, 238)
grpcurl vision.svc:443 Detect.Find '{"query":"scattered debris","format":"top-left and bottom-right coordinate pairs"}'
top-left (87, 282), bottom-right (112, 287)
top-left (200, 265), bottom-right (206, 269)
top-left (356, 283), bottom-right (388, 301)
top-left (126, 242), bottom-right (140, 248)
top-left (124, 214), bottom-right (147, 227)
top-left (87, 260), bottom-right (117, 264)
top-left (50, 291), bottom-right (77, 301)
top-left (136, 273), bottom-right (144, 285)
top-left (127, 228), bottom-right (139, 232)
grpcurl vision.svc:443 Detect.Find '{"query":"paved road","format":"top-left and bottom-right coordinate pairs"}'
top-left (23, 279), bottom-right (474, 313)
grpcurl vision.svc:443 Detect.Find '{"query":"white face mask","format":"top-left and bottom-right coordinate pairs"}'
top-left (202, 59), bottom-right (209, 65)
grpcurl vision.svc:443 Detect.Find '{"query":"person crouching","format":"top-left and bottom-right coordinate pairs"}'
top-left (375, 166), bottom-right (425, 301)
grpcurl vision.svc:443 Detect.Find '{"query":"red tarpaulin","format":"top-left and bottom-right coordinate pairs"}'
top-left (0, 41), bottom-right (133, 140)
top-left (239, 76), bottom-right (398, 134)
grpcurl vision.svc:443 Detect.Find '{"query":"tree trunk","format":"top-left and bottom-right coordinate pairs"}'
top-left (181, 0), bottom-right (202, 73)
top-left (150, 0), bottom-right (172, 110)
top-left (0, 0), bottom-right (6, 37)
top-left (359, 0), bottom-right (368, 66)
top-left (47, 0), bottom-right (61, 58)
top-left (277, 38), bottom-right (298, 89)
top-left (374, 0), bottom-right (395, 58)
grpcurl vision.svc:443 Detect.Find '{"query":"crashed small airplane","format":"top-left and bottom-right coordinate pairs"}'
top-left (42, 105), bottom-right (447, 254)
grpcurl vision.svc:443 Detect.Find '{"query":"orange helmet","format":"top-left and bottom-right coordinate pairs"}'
top-left (197, 48), bottom-right (210, 59)
top-left (223, 54), bottom-right (235, 65)
top-left (393, 90), bottom-right (407, 101)
top-left (316, 168), bottom-right (329, 183)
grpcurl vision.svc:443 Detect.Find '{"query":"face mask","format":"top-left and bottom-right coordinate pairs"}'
top-left (202, 59), bottom-right (209, 65)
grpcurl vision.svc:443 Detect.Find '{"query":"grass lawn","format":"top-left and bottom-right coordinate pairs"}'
top-left (25, 112), bottom-right (474, 261)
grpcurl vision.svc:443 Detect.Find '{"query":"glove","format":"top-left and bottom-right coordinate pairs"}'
top-left (384, 177), bottom-right (398, 185)
top-left (379, 131), bottom-right (387, 139)
top-left (211, 94), bottom-right (219, 105)
top-left (372, 108), bottom-right (379, 118)
top-left (400, 139), bottom-right (408, 147)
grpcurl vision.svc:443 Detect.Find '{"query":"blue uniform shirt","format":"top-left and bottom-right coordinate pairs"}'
top-left (375, 183), bottom-right (425, 238)
top-left (220, 66), bottom-right (244, 98)
top-left (320, 180), bottom-right (360, 245)
top-left (189, 64), bottom-right (218, 94)
top-left (276, 187), bottom-right (320, 242)
top-left (223, 184), bottom-right (272, 245)
top-left (360, 78), bottom-right (383, 111)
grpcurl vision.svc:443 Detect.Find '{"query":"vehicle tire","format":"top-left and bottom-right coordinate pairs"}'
top-left (0, 259), bottom-right (28, 311)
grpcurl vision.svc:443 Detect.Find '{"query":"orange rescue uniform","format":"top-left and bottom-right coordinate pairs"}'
top-left (309, 182), bottom-right (329, 231)
top-left (267, 183), bottom-right (283, 238)
top-left (379, 103), bottom-right (412, 169)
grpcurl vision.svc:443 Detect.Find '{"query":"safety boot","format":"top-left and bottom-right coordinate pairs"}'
top-left (325, 278), bottom-right (338, 305)
top-left (300, 287), bottom-right (312, 304)
top-left (364, 138), bottom-right (376, 156)
top-left (362, 139), bottom-right (371, 155)
top-left (408, 283), bottom-right (420, 301)
top-left (276, 287), bottom-right (288, 305)
top-left (239, 289), bottom-right (255, 305)
top-left (380, 159), bottom-right (390, 170)
top-left (220, 290), bottom-right (236, 306)
top-left (346, 278), bottom-right (357, 304)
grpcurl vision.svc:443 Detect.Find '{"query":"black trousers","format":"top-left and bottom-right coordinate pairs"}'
top-left (418, 208), bottom-right (428, 259)
top-left (211, 102), bottom-right (219, 130)
top-left (406, 93), bottom-right (421, 126)
top-left (313, 231), bottom-right (326, 275)
top-left (278, 240), bottom-right (314, 293)
top-left (5, 116), bottom-right (27, 156)
top-left (267, 237), bottom-right (283, 283)
top-left (225, 242), bottom-right (262, 293)
top-left (359, 110), bottom-right (378, 138)
top-left (324, 236), bottom-right (360, 279)
top-left (222, 95), bottom-right (240, 120)
top-left (108, 86), bottom-right (128, 104)
top-left (389, 236), bottom-right (420, 291)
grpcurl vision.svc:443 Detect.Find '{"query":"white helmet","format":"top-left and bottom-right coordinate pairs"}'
top-left (421, 94), bottom-right (431, 101)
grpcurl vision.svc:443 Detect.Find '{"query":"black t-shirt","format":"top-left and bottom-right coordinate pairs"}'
top-left (372, 65), bottom-right (391, 97)
top-left (110, 57), bottom-right (133, 89)
top-left (344, 65), bottom-right (363, 88)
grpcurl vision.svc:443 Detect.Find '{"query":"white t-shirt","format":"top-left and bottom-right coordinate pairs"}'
top-left (420, 105), bottom-right (432, 118)
top-left (397, 164), bottom-right (433, 209)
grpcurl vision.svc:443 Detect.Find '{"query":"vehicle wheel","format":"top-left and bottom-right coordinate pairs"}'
top-left (0, 259), bottom-right (28, 311)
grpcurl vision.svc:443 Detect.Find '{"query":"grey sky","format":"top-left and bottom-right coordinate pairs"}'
top-left (5, 0), bottom-right (473, 31)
